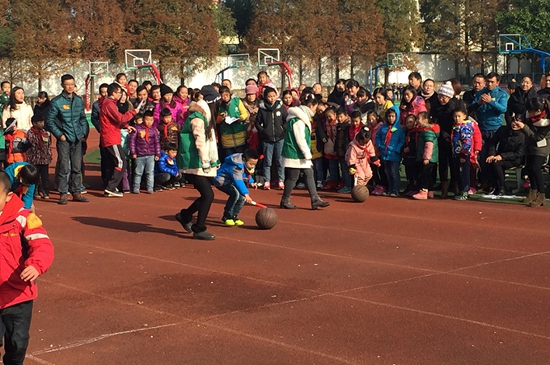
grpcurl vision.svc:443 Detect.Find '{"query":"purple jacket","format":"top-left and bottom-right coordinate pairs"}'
top-left (130, 124), bottom-right (161, 157)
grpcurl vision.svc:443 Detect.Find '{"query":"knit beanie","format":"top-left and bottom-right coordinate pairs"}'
top-left (245, 84), bottom-right (259, 95)
top-left (200, 85), bottom-right (221, 103)
top-left (437, 81), bottom-right (454, 98)
top-left (160, 84), bottom-right (174, 97)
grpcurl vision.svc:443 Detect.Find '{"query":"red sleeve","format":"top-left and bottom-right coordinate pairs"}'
top-left (473, 122), bottom-right (482, 152)
top-left (22, 212), bottom-right (54, 275)
top-left (105, 102), bottom-right (136, 128)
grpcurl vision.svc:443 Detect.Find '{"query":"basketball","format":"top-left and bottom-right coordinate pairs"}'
top-left (351, 185), bottom-right (369, 202)
top-left (255, 208), bottom-right (278, 229)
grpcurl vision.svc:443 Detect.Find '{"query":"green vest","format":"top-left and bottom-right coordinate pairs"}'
top-left (282, 117), bottom-right (311, 159)
top-left (178, 111), bottom-right (209, 169)
top-left (416, 128), bottom-right (439, 163)
top-left (219, 98), bottom-right (247, 136)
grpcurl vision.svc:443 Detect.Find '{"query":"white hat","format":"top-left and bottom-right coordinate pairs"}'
top-left (438, 81), bottom-right (455, 98)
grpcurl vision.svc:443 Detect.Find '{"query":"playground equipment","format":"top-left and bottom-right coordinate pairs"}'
top-left (498, 34), bottom-right (550, 73)
top-left (258, 48), bottom-right (293, 90)
top-left (85, 61), bottom-right (109, 112)
top-left (214, 54), bottom-right (252, 83)
top-left (366, 53), bottom-right (404, 93)
top-left (124, 49), bottom-right (162, 84)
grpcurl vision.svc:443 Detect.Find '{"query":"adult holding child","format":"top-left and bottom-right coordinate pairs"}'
top-left (175, 85), bottom-right (220, 240)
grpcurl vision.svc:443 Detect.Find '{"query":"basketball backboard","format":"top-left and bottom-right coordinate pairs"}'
top-left (227, 54), bottom-right (251, 68)
top-left (124, 49), bottom-right (152, 70)
top-left (258, 48), bottom-right (280, 67)
top-left (387, 53), bottom-right (404, 67)
top-left (498, 34), bottom-right (531, 55)
top-left (89, 61), bottom-right (109, 77)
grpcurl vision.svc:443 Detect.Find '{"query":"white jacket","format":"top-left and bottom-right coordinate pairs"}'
top-left (282, 106), bottom-right (313, 169)
top-left (2, 102), bottom-right (34, 132)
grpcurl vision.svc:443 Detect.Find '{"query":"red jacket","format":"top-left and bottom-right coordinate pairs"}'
top-left (0, 195), bottom-right (54, 309)
top-left (99, 97), bottom-right (136, 148)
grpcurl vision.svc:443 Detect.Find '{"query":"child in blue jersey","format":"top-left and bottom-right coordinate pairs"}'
top-left (213, 149), bottom-right (259, 226)
top-left (5, 162), bottom-right (39, 209)
top-left (154, 143), bottom-right (185, 190)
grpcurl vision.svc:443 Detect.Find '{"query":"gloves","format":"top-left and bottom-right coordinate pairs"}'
top-left (202, 163), bottom-right (211, 173)
top-left (348, 167), bottom-right (357, 175)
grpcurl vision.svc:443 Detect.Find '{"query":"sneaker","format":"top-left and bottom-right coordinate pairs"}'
top-left (336, 182), bottom-right (344, 190)
top-left (175, 212), bottom-right (193, 233)
top-left (147, 189), bottom-right (154, 194)
top-left (132, 189), bottom-right (140, 194)
top-left (372, 185), bottom-right (386, 196)
top-left (154, 185), bottom-right (164, 192)
top-left (296, 182), bottom-right (306, 189)
top-left (42, 194), bottom-right (50, 200)
top-left (224, 219), bottom-right (236, 226)
top-left (468, 187), bottom-right (477, 195)
top-left (80, 190), bottom-right (88, 194)
top-left (316, 181), bottom-right (323, 189)
top-left (264, 181), bottom-right (271, 190)
top-left (164, 184), bottom-right (176, 191)
top-left (278, 181), bottom-right (285, 190)
top-left (173, 182), bottom-right (181, 188)
top-left (104, 189), bottom-right (123, 197)
top-left (193, 231), bottom-right (215, 240)
top-left (523, 179), bottom-right (531, 189)
top-left (337, 186), bottom-right (351, 194)
top-left (412, 189), bottom-right (428, 200)
top-left (389, 192), bottom-right (399, 197)
top-left (72, 193), bottom-right (89, 202)
top-left (234, 219), bottom-right (244, 226)
top-left (58, 194), bottom-right (68, 205)
top-left (454, 192), bottom-right (469, 201)
top-left (322, 181), bottom-right (337, 190)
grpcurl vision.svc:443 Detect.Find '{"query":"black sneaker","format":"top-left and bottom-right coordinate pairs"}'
top-left (193, 231), bottom-right (215, 240)
top-left (175, 212), bottom-right (193, 233)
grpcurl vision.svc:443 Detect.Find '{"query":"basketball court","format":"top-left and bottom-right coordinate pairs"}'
top-left (20, 131), bottom-right (550, 364)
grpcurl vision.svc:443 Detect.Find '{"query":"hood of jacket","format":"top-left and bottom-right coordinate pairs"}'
top-left (385, 105), bottom-right (400, 127)
top-left (287, 106), bottom-right (313, 130)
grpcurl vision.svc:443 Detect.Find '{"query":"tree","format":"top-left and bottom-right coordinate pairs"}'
top-left (214, 2), bottom-right (238, 55)
top-left (496, 0), bottom-right (550, 53)
top-left (224, 0), bottom-right (253, 46)
top-left (420, 0), bottom-right (504, 79)
top-left (127, 0), bottom-right (220, 83)
top-left (9, 0), bottom-right (73, 91)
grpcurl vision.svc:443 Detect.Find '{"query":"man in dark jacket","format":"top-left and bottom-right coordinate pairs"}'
top-left (255, 87), bottom-right (287, 190)
top-left (46, 74), bottom-right (89, 205)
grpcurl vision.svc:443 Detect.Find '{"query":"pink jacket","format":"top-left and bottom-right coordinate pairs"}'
top-left (345, 139), bottom-right (376, 185)
top-left (399, 96), bottom-right (427, 125)
top-left (153, 101), bottom-right (184, 128)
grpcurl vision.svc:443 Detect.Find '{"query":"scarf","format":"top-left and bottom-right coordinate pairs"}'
top-left (264, 99), bottom-right (280, 112)
top-left (384, 123), bottom-right (397, 153)
top-left (529, 109), bottom-right (547, 124)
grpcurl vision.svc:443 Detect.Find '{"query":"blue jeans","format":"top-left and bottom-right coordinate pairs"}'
top-left (451, 156), bottom-right (470, 193)
top-left (56, 139), bottom-right (83, 195)
top-left (384, 160), bottom-right (401, 193)
top-left (133, 155), bottom-right (155, 191)
top-left (328, 158), bottom-right (339, 181)
top-left (216, 184), bottom-right (245, 219)
top-left (263, 140), bottom-right (284, 183)
top-left (312, 158), bottom-right (324, 182)
top-left (338, 157), bottom-right (351, 188)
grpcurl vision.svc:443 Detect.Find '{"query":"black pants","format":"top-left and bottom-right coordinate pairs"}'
top-left (104, 145), bottom-right (127, 192)
top-left (282, 167), bottom-right (318, 201)
top-left (155, 173), bottom-right (184, 186)
top-left (180, 175), bottom-right (214, 232)
top-left (525, 155), bottom-right (546, 192)
top-left (416, 162), bottom-right (435, 190)
top-left (489, 160), bottom-right (518, 192)
top-left (0, 300), bottom-right (33, 365)
top-left (372, 161), bottom-right (387, 187)
top-left (438, 138), bottom-right (453, 183)
top-left (35, 164), bottom-right (50, 195)
top-left (451, 157), bottom-right (470, 193)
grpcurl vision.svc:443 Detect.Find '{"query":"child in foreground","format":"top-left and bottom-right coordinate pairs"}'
top-left (213, 149), bottom-right (259, 226)
top-left (0, 171), bottom-right (54, 364)
top-left (346, 127), bottom-right (379, 187)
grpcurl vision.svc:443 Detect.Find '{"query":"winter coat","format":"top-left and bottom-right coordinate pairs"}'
top-left (451, 119), bottom-right (482, 161)
top-left (521, 108), bottom-right (550, 158)
top-left (130, 124), bottom-right (161, 158)
top-left (99, 97), bottom-right (136, 148)
top-left (153, 101), bottom-right (184, 128)
top-left (376, 106), bottom-right (405, 162)
top-left (2, 102), bottom-right (34, 132)
top-left (26, 127), bottom-right (52, 166)
top-left (471, 86), bottom-right (508, 131)
top-left (46, 91), bottom-right (88, 142)
top-left (486, 125), bottom-right (525, 166)
top-left (177, 101), bottom-right (219, 177)
top-left (399, 96), bottom-right (427, 125)
top-left (403, 129), bottom-right (418, 167)
top-left (430, 97), bottom-right (466, 141)
top-left (345, 139), bottom-right (376, 185)
top-left (0, 194), bottom-right (54, 310)
top-left (255, 100), bottom-right (287, 143)
top-left (217, 98), bottom-right (250, 148)
top-left (505, 87), bottom-right (538, 124)
top-left (155, 151), bottom-right (179, 176)
top-left (323, 117), bottom-right (338, 159)
top-left (5, 162), bottom-right (35, 209)
top-left (157, 121), bottom-right (180, 149)
top-left (282, 106), bottom-right (313, 169)
top-left (33, 99), bottom-right (51, 121)
top-left (416, 124), bottom-right (440, 164)
top-left (213, 153), bottom-right (255, 196)
top-left (335, 122), bottom-right (351, 157)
